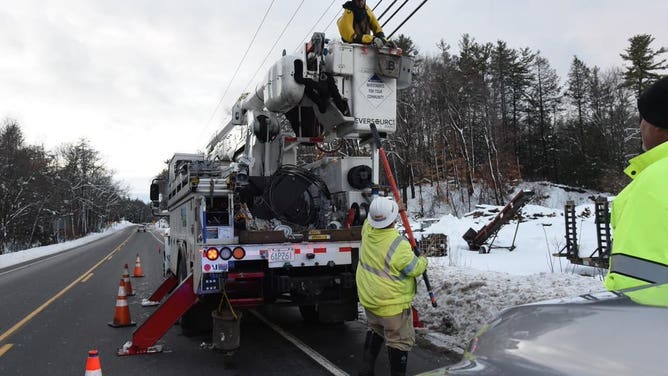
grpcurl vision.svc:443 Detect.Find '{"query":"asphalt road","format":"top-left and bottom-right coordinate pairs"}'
top-left (0, 226), bottom-right (454, 375)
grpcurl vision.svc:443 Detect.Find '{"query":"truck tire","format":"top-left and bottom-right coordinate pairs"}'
top-left (299, 300), bottom-right (356, 324)
top-left (298, 305), bottom-right (319, 323)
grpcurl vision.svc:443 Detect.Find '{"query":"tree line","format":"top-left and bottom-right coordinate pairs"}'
top-left (4, 34), bottom-right (665, 252)
top-left (387, 33), bottom-right (666, 215)
top-left (0, 120), bottom-right (151, 253)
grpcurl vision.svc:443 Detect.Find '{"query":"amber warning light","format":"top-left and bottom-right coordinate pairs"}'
top-left (205, 247), bottom-right (219, 261)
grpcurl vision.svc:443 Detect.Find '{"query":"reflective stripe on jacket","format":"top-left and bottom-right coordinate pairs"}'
top-left (356, 220), bottom-right (428, 317)
top-left (337, 3), bottom-right (383, 44)
top-left (604, 140), bottom-right (668, 291)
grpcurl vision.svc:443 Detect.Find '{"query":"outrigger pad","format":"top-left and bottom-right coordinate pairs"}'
top-left (117, 341), bottom-right (164, 356)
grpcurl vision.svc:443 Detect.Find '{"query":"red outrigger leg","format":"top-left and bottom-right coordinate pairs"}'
top-left (141, 272), bottom-right (178, 307)
top-left (118, 274), bottom-right (197, 356)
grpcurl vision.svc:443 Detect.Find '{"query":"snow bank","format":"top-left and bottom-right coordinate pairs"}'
top-left (0, 221), bottom-right (134, 269)
top-left (413, 265), bottom-right (603, 353)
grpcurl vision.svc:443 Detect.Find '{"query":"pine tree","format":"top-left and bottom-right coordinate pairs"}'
top-left (523, 55), bottom-right (561, 180)
top-left (566, 56), bottom-right (591, 130)
top-left (392, 34), bottom-right (417, 55)
top-left (620, 34), bottom-right (667, 98)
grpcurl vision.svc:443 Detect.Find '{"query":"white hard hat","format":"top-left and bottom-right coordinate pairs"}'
top-left (368, 196), bottom-right (399, 229)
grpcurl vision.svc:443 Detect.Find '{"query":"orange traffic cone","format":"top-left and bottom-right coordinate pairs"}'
top-left (84, 349), bottom-right (103, 375)
top-left (108, 278), bottom-right (136, 328)
top-left (122, 264), bottom-right (135, 296)
top-left (132, 254), bottom-right (144, 278)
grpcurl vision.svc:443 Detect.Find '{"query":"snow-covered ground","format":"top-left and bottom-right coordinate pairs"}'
top-left (0, 221), bottom-right (134, 269)
top-left (0, 183), bottom-right (610, 355)
top-left (403, 182), bottom-right (608, 354)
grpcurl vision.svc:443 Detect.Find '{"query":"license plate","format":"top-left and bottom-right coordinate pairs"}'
top-left (269, 248), bottom-right (294, 262)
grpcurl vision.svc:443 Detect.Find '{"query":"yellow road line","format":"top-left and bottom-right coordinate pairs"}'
top-left (0, 233), bottom-right (133, 344)
top-left (0, 343), bottom-right (13, 357)
top-left (81, 273), bottom-right (94, 283)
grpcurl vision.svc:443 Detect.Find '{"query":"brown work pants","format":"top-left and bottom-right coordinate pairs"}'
top-left (364, 308), bottom-right (415, 352)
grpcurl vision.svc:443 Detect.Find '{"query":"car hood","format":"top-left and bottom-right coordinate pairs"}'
top-left (418, 284), bottom-right (668, 376)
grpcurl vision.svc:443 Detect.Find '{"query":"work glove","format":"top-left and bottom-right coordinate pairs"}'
top-left (373, 37), bottom-right (385, 48)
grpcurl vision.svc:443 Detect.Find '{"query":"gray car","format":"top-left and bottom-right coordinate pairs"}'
top-left (417, 283), bottom-right (668, 376)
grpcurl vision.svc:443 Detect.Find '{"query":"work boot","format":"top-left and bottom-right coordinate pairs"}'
top-left (358, 330), bottom-right (384, 376)
top-left (387, 347), bottom-right (408, 376)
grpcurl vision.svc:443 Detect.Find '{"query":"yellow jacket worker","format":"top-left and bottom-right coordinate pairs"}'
top-left (605, 76), bottom-right (668, 292)
top-left (356, 196), bottom-right (428, 376)
top-left (337, 0), bottom-right (386, 45)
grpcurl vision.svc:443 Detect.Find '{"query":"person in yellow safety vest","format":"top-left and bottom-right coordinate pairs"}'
top-left (356, 196), bottom-right (428, 376)
top-left (605, 76), bottom-right (668, 292)
top-left (337, 0), bottom-right (387, 47)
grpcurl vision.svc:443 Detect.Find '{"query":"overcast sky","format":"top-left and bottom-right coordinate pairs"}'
top-left (1, 0), bottom-right (666, 202)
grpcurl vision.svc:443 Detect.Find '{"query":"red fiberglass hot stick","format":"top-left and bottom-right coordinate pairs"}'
top-left (369, 123), bottom-right (438, 308)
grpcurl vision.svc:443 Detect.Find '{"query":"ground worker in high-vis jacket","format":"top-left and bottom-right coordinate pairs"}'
top-left (605, 76), bottom-right (668, 292)
top-left (337, 0), bottom-right (386, 47)
top-left (356, 196), bottom-right (428, 376)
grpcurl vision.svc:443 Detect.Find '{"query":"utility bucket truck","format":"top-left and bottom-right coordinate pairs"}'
top-left (118, 33), bottom-right (413, 356)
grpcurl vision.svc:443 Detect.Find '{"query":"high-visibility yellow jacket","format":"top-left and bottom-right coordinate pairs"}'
top-left (337, 2), bottom-right (384, 44)
top-left (356, 221), bottom-right (428, 317)
top-left (604, 140), bottom-right (668, 291)
top-left (625, 283), bottom-right (668, 308)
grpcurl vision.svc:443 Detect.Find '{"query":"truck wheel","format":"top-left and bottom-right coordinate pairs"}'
top-left (299, 302), bottom-right (353, 324)
top-left (298, 305), bottom-right (319, 323)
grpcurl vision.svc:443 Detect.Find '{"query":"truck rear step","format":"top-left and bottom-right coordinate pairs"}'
top-left (225, 272), bottom-right (264, 308)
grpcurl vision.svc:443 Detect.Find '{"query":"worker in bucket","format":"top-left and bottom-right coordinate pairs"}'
top-left (605, 76), bottom-right (668, 292)
top-left (356, 196), bottom-right (428, 376)
top-left (337, 0), bottom-right (387, 47)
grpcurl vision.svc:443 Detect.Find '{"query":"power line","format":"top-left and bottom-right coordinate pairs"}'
top-left (203, 0), bottom-right (276, 134)
top-left (377, 0), bottom-right (399, 20)
top-left (387, 0), bottom-right (429, 39)
top-left (381, 0), bottom-right (408, 28)
top-left (323, 8), bottom-right (343, 34)
top-left (295, 0), bottom-right (338, 51)
top-left (243, 0), bottom-right (306, 94)
top-left (325, 0), bottom-right (384, 34)
top-left (372, 0), bottom-right (385, 11)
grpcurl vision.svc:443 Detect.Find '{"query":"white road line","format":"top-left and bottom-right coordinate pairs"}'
top-left (0, 253), bottom-right (66, 277)
top-left (149, 230), bottom-right (164, 244)
top-left (249, 309), bottom-right (349, 376)
top-left (0, 235), bottom-right (131, 344)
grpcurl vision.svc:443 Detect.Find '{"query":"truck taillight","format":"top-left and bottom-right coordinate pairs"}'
top-left (232, 246), bottom-right (246, 260)
top-left (220, 247), bottom-right (232, 260)
top-left (205, 247), bottom-right (219, 261)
